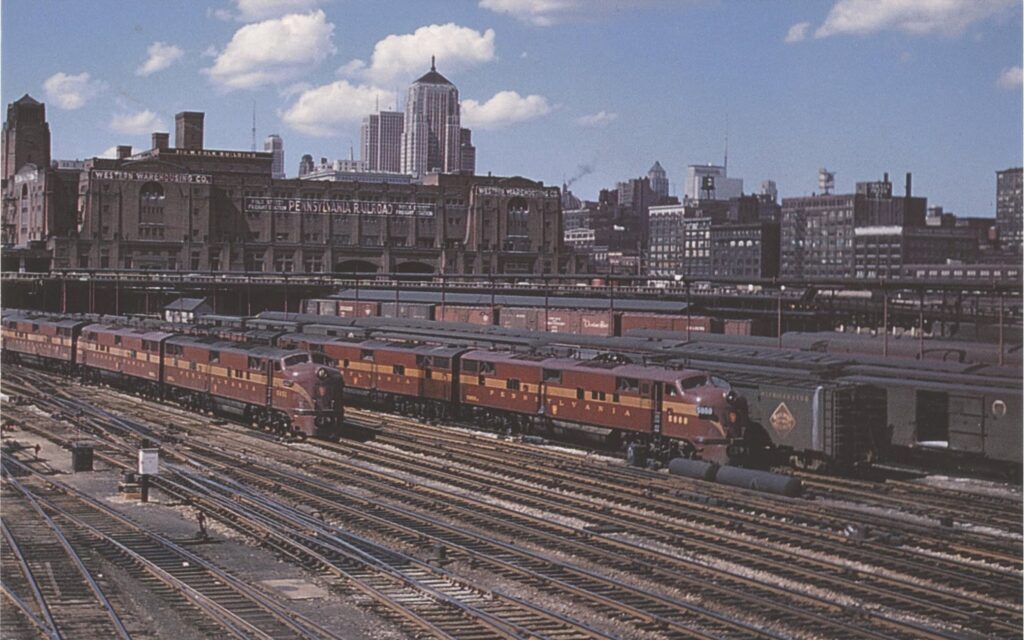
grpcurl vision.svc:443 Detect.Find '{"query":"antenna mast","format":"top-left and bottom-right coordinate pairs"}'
top-left (251, 100), bottom-right (256, 152)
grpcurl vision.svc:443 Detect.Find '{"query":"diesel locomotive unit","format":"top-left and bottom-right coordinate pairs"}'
top-left (278, 332), bottom-right (754, 464)
top-left (2, 311), bottom-right (344, 440)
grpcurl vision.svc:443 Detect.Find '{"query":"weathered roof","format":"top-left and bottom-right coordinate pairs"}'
top-left (163, 297), bottom-right (211, 312)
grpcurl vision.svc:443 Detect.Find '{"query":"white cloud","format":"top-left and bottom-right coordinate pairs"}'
top-left (282, 81), bottom-right (396, 136)
top-left (997, 65), bottom-right (1023, 90)
top-left (479, 0), bottom-right (652, 26)
top-left (201, 45), bottom-right (220, 58)
top-left (814, 0), bottom-right (1016, 39)
top-left (99, 146), bottom-right (120, 159)
top-left (462, 91), bottom-right (551, 130)
top-left (136, 42), bottom-right (185, 76)
top-left (337, 59), bottom-right (367, 77)
top-left (42, 72), bottom-right (104, 110)
top-left (784, 21), bottom-right (810, 43)
top-left (279, 81), bottom-right (313, 98)
top-left (575, 110), bottom-right (617, 127)
top-left (233, 0), bottom-right (326, 21)
top-left (110, 110), bottom-right (165, 135)
top-left (365, 24), bottom-right (496, 84)
top-left (203, 10), bottom-right (335, 90)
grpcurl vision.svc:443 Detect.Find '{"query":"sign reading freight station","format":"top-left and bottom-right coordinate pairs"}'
top-left (243, 197), bottom-right (434, 217)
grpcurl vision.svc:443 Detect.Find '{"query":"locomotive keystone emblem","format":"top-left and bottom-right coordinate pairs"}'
top-left (770, 402), bottom-right (796, 435)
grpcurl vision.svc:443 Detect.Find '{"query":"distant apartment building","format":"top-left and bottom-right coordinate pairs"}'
top-left (996, 167), bottom-right (1022, 255)
top-left (264, 134), bottom-right (284, 179)
top-left (781, 173), bottom-right (929, 279)
top-left (459, 128), bottom-right (476, 175)
top-left (360, 111), bottom-right (403, 173)
top-left (710, 221), bottom-right (780, 279)
top-left (298, 153), bottom-right (314, 178)
top-left (648, 161), bottom-right (669, 200)
top-left (647, 204), bottom-right (711, 277)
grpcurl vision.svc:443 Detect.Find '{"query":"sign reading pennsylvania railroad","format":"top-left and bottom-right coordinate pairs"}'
top-left (243, 196), bottom-right (434, 217)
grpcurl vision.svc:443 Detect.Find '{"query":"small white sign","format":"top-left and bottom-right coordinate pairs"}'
top-left (138, 448), bottom-right (159, 475)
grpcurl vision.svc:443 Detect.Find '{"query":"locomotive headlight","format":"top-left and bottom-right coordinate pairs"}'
top-left (316, 367), bottom-right (328, 380)
top-left (726, 390), bottom-right (738, 406)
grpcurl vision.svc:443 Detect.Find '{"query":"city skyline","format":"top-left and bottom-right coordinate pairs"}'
top-left (1, 0), bottom-right (1021, 215)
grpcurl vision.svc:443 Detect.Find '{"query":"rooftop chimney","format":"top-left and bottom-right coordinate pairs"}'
top-left (905, 172), bottom-right (912, 197)
top-left (152, 132), bottom-right (169, 151)
top-left (883, 172), bottom-right (889, 183)
top-left (116, 145), bottom-right (132, 160)
top-left (175, 111), bottom-right (204, 150)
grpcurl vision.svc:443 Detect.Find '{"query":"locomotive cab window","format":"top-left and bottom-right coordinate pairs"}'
top-left (507, 379), bottom-right (520, 391)
top-left (543, 369), bottom-right (561, 383)
top-left (360, 349), bottom-right (374, 362)
top-left (463, 360), bottom-right (479, 374)
top-left (616, 377), bottom-right (639, 393)
top-left (209, 350), bottom-right (219, 363)
top-left (393, 364), bottom-right (405, 375)
top-left (283, 354), bottom-right (309, 368)
top-left (680, 376), bottom-right (707, 390)
top-left (640, 383), bottom-right (650, 395)
top-left (433, 357), bottom-right (450, 370)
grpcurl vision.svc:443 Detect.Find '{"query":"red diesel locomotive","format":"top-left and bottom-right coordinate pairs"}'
top-left (279, 331), bottom-right (752, 463)
top-left (2, 312), bottom-right (344, 440)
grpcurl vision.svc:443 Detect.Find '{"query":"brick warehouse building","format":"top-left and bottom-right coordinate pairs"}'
top-left (4, 100), bottom-right (565, 275)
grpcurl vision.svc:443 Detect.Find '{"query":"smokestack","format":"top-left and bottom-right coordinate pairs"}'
top-left (905, 172), bottom-right (912, 197)
top-left (883, 172), bottom-right (889, 184)
top-left (116, 145), bottom-right (132, 160)
top-left (175, 111), bottom-right (205, 150)
top-left (152, 132), bottom-right (169, 151)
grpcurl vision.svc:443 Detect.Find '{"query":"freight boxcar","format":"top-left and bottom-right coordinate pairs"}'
top-left (336, 300), bottom-right (380, 318)
top-left (438, 305), bottom-right (494, 325)
top-left (380, 302), bottom-right (435, 320)
top-left (620, 313), bottom-right (714, 335)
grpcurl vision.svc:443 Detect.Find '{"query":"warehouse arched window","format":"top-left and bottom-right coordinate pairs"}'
top-left (140, 182), bottom-right (164, 201)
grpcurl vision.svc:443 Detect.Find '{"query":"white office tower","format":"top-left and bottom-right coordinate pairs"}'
top-left (360, 111), bottom-right (404, 173)
top-left (684, 164), bottom-right (743, 202)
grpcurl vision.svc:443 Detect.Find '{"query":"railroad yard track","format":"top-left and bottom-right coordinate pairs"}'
top-left (2, 365), bottom-right (1022, 640)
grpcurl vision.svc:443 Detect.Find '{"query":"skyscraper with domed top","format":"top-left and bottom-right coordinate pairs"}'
top-left (400, 57), bottom-right (470, 178)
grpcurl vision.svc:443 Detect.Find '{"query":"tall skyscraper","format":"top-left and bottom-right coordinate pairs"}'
top-left (264, 134), bottom-right (285, 179)
top-left (648, 161), bottom-right (668, 201)
top-left (401, 58), bottom-right (465, 178)
top-left (2, 94), bottom-right (51, 183)
top-left (360, 111), bottom-right (404, 173)
top-left (996, 167), bottom-right (1022, 255)
top-left (298, 153), bottom-right (314, 178)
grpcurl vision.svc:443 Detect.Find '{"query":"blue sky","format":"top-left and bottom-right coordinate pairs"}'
top-left (2, 0), bottom-right (1021, 217)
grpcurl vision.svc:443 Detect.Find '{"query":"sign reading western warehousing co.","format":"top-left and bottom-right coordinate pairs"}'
top-left (243, 196), bottom-right (434, 217)
top-left (91, 169), bottom-right (212, 184)
top-left (474, 185), bottom-right (559, 199)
